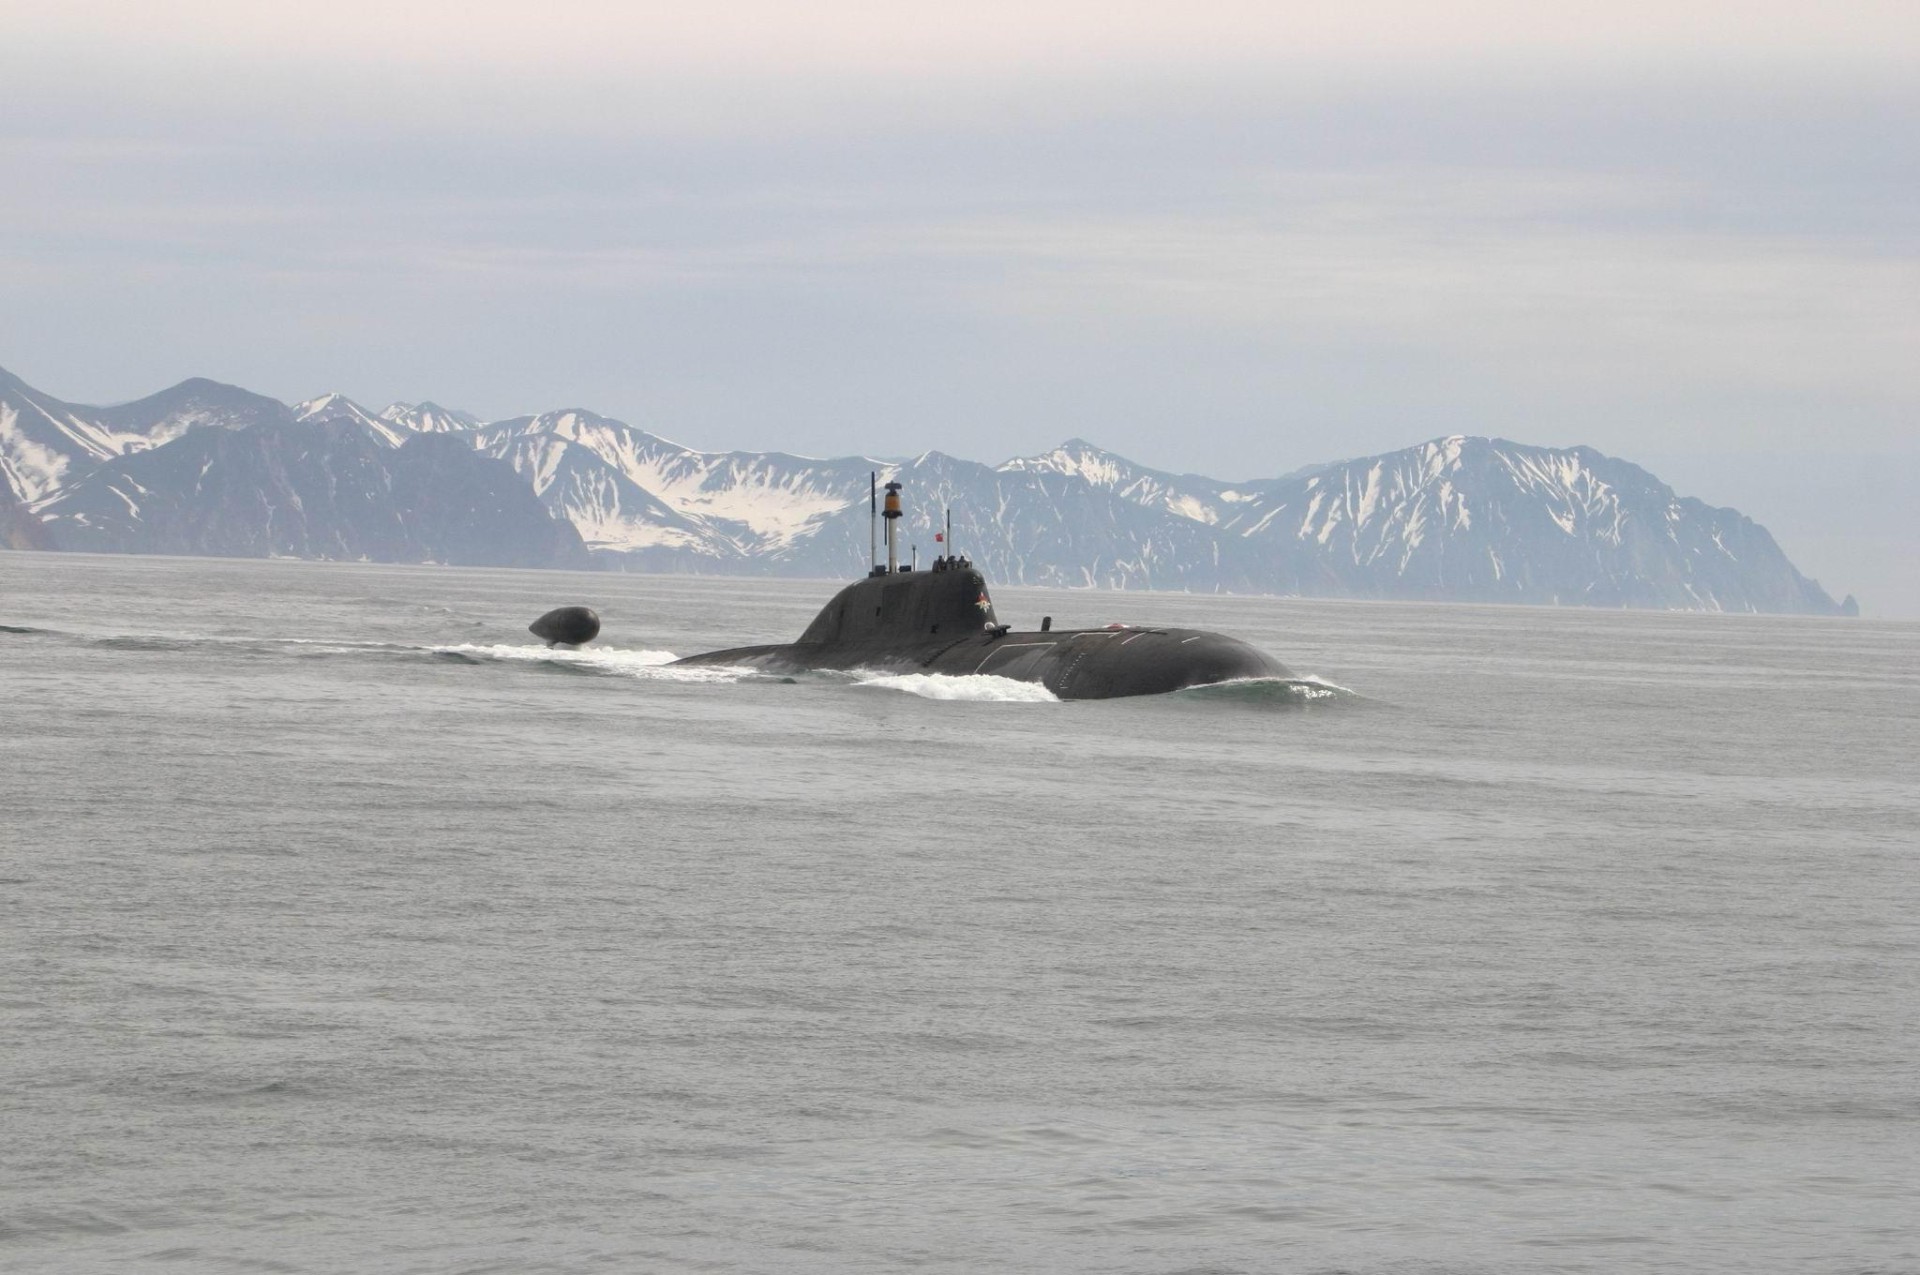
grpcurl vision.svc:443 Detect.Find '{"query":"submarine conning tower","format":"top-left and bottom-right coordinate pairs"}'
top-left (798, 566), bottom-right (999, 646)
top-left (800, 477), bottom-right (996, 646)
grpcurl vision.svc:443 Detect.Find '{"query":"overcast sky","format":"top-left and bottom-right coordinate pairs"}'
top-left (3, 1), bottom-right (1915, 611)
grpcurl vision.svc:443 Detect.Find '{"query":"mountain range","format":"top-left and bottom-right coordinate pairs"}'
top-left (0, 364), bottom-right (1854, 614)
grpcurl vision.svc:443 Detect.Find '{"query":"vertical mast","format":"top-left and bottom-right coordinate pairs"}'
top-left (869, 472), bottom-right (877, 575)
top-left (945, 507), bottom-right (953, 563)
top-left (882, 480), bottom-right (903, 573)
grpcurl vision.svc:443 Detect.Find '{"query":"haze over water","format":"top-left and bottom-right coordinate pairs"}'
top-left (3, 553), bottom-right (1915, 1273)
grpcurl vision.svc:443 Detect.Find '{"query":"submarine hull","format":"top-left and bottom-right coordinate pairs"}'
top-left (937, 625), bottom-right (1290, 698)
top-left (666, 538), bottom-right (1292, 699)
top-left (672, 618), bottom-right (1291, 700)
top-left (675, 625), bottom-right (1290, 698)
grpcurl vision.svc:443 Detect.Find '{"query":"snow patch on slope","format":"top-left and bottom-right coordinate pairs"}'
top-left (381, 402), bottom-right (481, 434)
top-left (296, 393), bottom-right (409, 446)
top-left (1, 405), bottom-right (76, 503)
top-left (1000, 440), bottom-right (1227, 526)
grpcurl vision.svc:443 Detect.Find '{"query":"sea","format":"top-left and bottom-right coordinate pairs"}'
top-left (2, 550), bottom-right (1915, 1274)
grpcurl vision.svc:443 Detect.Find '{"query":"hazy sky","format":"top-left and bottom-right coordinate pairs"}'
top-left (4, 2), bottom-right (1915, 611)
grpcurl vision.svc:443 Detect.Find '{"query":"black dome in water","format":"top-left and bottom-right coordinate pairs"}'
top-left (530, 605), bottom-right (600, 647)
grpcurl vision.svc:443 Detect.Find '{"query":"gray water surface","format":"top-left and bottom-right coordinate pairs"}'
top-left (3, 552), bottom-right (1916, 1273)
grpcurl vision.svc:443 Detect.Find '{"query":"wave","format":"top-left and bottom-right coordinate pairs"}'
top-left (1170, 674), bottom-right (1365, 707)
top-left (849, 671), bottom-right (1359, 706)
top-left (427, 643), bottom-right (755, 683)
top-left (14, 623), bottom-right (1359, 705)
top-left (8, 624), bottom-right (748, 682)
top-left (850, 671), bottom-right (1061, 703)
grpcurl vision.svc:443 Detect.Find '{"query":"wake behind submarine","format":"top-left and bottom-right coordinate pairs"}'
top-left (666, 479), bottom-right (1294, 700)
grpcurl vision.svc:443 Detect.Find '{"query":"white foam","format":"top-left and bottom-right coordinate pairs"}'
top-left (852, 672), bottom-right (1060, 703)
top-left (1295, 674), bottom-right (1359, 697)
top-left (433, 643), bottom-right (750, 682)
top-left (1169, 674), bottom-right (1357, 703)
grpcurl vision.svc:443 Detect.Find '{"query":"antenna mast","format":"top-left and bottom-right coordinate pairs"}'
top-left (869, 472), bottom-right (878, 576)
top-left (882, 480), bottom-right (903, 573)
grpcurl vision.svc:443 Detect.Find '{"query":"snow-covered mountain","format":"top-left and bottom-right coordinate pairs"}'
top-left (751, 450), bottom-right (1292, 591)
top-left (1159, 435), bottom-right (1837, 611)
top-left (298, 395), bottom-right (487, 444)
top-left (461, 421), bottom-right (1282, 589)
top-left (381, 401), bottom-right (481, 434)
top-left (472, 410), bottom-right (877, 561)
top-left (35, 420), bottom-right (587, 568)
top-left (999, 439), bottom-right (1334, 529)
top-left (1, 366), bottom-right (290, 504)
top-left (475, 422), bottom-right (736, 569)
top-left (999, 437), bottom-right (1240, 525)
top-left (293, 392), bottom-right (412, 447)
top-left (0, 363), bottom-right (1854, 613)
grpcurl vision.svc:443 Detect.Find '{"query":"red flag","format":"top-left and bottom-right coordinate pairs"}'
top-left (934, 532), bottom-right (944, 542)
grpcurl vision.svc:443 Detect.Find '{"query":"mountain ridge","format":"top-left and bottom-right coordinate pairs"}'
top-left (0, 365), bottom-right (1851, 613)
top-left (34, 420), bottom-right (589, 568)
top-left (0, 366), bottom-right (291, 504)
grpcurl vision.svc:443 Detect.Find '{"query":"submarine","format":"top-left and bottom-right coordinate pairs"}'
top-left (668, 479), bottom-right (1293, 700)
